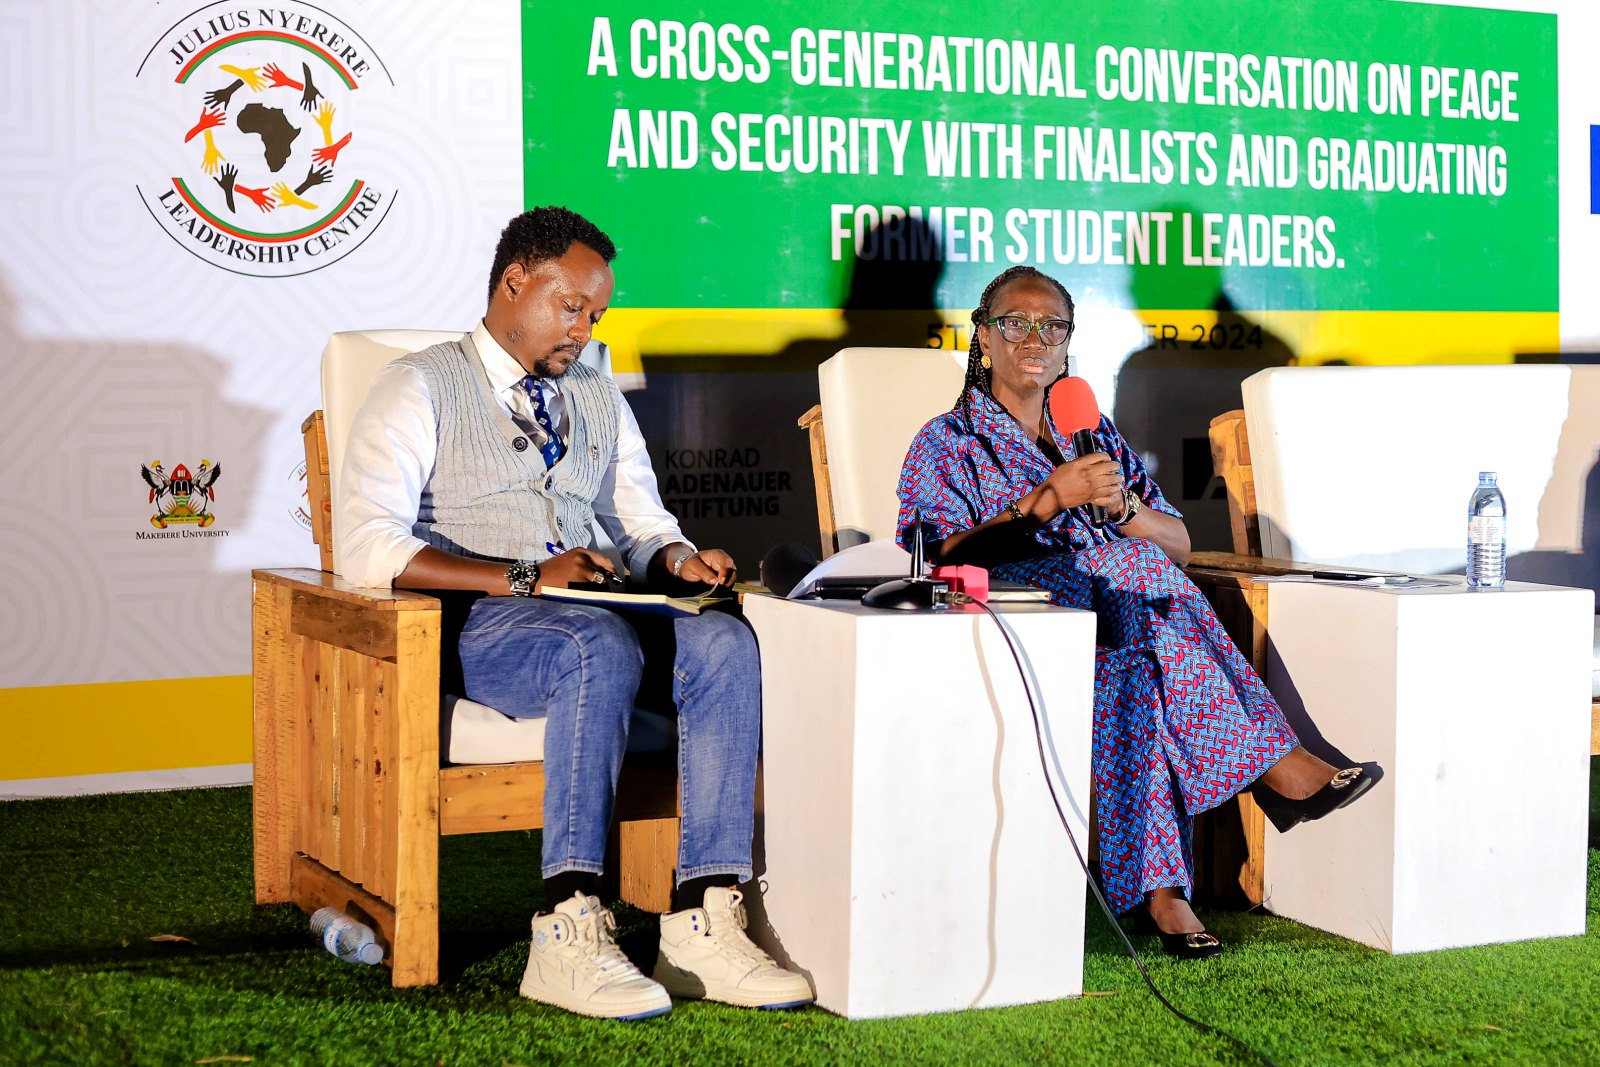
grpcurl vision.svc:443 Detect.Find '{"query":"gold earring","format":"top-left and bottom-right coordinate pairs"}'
top-left (980, 353), bottom-right (991, 370)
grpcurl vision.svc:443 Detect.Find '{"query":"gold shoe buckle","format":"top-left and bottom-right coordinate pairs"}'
top-left (1329, 767), bottom-right (1362, 790)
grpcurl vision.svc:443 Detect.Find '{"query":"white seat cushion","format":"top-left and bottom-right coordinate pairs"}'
top-left (1592, 619), bottom-right (1600, 699)
top-left (818, 347), bottom-right (969, 549)
top-left (443, 696), bottom-right (676, 764)
top-left (444, 696), bottom-right (544, 764)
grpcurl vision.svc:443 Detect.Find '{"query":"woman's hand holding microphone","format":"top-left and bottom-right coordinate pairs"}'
top-left (1025, 453), bottom-right (1125, 523)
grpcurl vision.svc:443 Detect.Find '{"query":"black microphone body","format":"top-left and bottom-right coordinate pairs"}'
top-left (1071, 429), bottom-right (1108, 527)
top-left (862, 507), bottom-right (948, 610)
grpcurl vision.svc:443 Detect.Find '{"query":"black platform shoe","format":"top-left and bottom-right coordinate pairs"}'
top-left (1252, 762), bottom-right (1383, 833)
top-left (1130, 909), bottom-right (1226, 961)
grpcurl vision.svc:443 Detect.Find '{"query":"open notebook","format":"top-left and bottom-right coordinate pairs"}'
top-left (540, 585), bottom-right (734, 618)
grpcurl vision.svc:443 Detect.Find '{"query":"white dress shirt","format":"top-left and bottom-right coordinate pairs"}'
top-left (336, 321), bottom-right (691, 588)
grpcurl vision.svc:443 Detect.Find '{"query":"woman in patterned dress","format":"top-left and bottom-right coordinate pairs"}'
top-left (894, 266), bottom-right (1376, 958)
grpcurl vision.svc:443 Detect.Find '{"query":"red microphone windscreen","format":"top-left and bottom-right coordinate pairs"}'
top-left (1048, 376), bottom-right (1101, 434)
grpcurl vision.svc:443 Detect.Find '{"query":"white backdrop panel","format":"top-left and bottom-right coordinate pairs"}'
top-left (0, 0), bottom-right (522, 688)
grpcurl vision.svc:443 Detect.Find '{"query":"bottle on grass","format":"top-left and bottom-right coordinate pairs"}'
top-left (310, 906), bottom-right (385, 965)
top-left (1466, 471), bottom-right (1506, 590)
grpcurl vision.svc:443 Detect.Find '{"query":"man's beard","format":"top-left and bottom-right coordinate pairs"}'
top-left (533, 344), bottom-right (582, 377)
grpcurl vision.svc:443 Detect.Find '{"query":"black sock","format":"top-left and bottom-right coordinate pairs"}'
top-left (671, 874), bottom-right (739, 913)
top-left (543, 871), bottom-right (601, 909)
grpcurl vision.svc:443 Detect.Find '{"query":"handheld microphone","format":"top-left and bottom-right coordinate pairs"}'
top-left (1047, 377), bottom-right (1107, 527)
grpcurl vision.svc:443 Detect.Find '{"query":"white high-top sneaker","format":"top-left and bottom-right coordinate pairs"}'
top-left (655, 887), bottom-right (814, 1010)
top-left (519, 893), bottom-right (672, 1021)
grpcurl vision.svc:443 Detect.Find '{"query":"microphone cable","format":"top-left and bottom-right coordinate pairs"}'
top-left (951, 592), bottom-right (1278, 1067)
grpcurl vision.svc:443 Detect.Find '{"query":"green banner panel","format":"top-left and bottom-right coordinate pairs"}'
top-left (524, 0), bottom-right (1555, 313)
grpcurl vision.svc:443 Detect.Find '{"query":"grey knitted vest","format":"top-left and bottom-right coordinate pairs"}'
top-left (398, 334), bottom-right (619, 563)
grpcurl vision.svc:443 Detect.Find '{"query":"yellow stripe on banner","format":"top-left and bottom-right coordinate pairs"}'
top-left (594, 307), bottom-right (1559, 374)
top-left (595, 307), bottom-right (846, 375)
top-left (1131, 309), bottom-right (1561, 366)
top-left (0, 676), bottom-right (252, 780)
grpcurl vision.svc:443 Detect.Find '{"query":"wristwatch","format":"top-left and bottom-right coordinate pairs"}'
top-left (1114, 488), bottom-right (1143, 527)
top-left (504, 560), bottom-right (540, 596)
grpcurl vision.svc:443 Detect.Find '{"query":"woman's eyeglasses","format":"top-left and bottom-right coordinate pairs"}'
top-left (984, 315), bottom-right (1074, 346)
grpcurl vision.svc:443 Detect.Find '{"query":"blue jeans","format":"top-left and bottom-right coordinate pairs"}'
top-left (457, 596), bottom-right (760, 884)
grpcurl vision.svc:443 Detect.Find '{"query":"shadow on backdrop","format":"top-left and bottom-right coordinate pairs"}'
top-left (626, 217), bottom-right (944, 568)
top-left (1506, 351), bottom-right (1600, 594)
top-left (0, 271), bottom-right (274, 693)
top-left (1113, 205), bottom-right (1298, 553)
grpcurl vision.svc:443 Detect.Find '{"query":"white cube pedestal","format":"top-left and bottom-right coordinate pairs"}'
top-left (1260, 579), bottom-right (1594, 954)
top-left (742, 596), bottom-right (1096, 1019)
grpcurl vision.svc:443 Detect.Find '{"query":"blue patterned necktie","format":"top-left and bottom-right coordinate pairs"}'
top-left (520, 374), bottom-right (565, 468)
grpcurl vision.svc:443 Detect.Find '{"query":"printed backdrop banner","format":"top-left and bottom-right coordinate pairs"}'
top-left (521, 0), bottom-right (1568, 558)
top-left (1, 0), bottom-right (1597, 787)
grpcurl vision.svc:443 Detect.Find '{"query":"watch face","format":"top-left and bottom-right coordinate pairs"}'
top-left (506, 561), bottom-right (538, 594)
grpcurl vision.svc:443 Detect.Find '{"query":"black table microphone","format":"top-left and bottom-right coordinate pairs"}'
top-left (862, 509), bottom-right (948, 610)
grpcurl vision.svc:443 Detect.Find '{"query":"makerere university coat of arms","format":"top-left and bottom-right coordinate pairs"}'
top-left (142, 459), bottom-right (222, 528)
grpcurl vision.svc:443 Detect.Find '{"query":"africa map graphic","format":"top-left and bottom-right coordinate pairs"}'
top-left (176, 45), bottom-right (358, 225)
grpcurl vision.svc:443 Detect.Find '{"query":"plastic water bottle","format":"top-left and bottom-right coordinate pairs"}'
top-left (1466, 471), bottom-right (1507, 590)
top-left (310, 906), bottom-right (385, 965)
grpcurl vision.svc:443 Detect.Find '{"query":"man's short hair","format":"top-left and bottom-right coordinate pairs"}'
top-left (487, 207), bottom-right (617, 305)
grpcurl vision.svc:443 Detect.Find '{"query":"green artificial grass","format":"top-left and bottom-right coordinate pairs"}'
top-left (2, 764), bottom-right (1599, 1067)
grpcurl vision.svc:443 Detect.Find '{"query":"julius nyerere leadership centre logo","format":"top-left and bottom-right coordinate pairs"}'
top-left (135, 3), bottom-right (395, 277)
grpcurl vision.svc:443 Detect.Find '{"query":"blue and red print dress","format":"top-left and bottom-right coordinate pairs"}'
top-left (895, 386), bottom-right (1297, 913)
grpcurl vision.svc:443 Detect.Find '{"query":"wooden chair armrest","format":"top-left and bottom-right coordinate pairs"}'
top-left (798, 403), bottom-right (837, 558)
top-left (1184, 551), bottom-right (1323, 587)
top-left (253, 568), bottom-right (440, 665)
top-left (301, 412), bottom-right (334, 571)
top-left (254, 568), bottom-right (441, 610)
top-left (1209, 408), bottom-right (1259, 557)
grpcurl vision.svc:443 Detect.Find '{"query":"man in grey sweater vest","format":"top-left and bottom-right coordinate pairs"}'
top-left (338, 207), bottom-right (811, 1020)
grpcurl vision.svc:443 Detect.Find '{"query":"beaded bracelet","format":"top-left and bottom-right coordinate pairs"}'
top-left (1005, 499), bottom-right (1027, 523)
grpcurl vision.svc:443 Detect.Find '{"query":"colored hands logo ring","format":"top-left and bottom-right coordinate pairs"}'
top-left (135, 2), bottom-right (395, 277)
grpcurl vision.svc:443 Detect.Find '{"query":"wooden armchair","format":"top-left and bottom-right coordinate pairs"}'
top-left (252, 330), bottom-right (679, 987)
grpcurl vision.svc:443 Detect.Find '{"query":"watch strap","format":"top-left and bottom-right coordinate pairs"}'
top-left (505, 559), bottom-right (540, 596)
top-left (1114, 489), bottom-right (1143, 527)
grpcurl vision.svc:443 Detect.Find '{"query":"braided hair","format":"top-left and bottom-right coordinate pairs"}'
top-left (957, 266), bottom-right (1077, 433)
